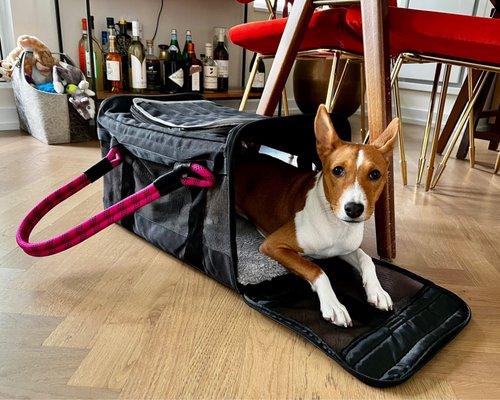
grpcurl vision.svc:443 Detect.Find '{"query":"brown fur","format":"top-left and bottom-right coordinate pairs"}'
top-left (235, 105), bottom-right (399, 284)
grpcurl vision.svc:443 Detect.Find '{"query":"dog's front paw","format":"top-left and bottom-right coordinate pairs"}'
top-left (366, 283), bottom-right (393, 311)
top-left (320, 299), bottom-right (352, 327)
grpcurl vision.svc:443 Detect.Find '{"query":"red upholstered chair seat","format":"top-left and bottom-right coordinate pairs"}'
top-left (346, 7), bottom-right (500, 66)
top-left (228, 7), bottom-right (363, 56)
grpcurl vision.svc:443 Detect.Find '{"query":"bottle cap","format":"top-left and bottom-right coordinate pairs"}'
top-left (131, 21), bottom-right (140, 37)
top-left (146, 39), bottom-right (153, 46)
top-left (106, 17), bottom-right (115, 28)
top-left (171, 29), bottom-right (177, 34)
top-left (118, 18), bottom-right (126, 25)
top-left (81, 18), bottom-right (87, 30)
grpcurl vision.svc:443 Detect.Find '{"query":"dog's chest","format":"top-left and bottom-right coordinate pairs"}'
top-left (294, 178), bottom-right (364, 258)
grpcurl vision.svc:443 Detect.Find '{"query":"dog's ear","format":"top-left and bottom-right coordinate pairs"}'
top-left (314, 104), bottom-right (342, 158)
top-left (372, 118), bottom-right (399, 158)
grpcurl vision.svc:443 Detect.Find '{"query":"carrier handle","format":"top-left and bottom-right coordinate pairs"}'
top-left (16, 147), bottom-right (215, 257)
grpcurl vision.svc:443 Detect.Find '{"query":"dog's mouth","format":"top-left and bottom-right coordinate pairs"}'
top-left (341, 218), bottom-right (365, 224)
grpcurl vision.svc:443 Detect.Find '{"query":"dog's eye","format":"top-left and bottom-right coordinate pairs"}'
top-left (368, 169), bottom-right (381, 180)
top-left (332, 166), bottom-right (345, 177)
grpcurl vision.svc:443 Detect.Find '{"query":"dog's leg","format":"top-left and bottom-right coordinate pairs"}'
top-left (260, 223), bottom-right (352, 327)
top-left (339, 249), bottom-right (393, 311)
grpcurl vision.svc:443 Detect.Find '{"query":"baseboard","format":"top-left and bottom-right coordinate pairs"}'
top-left (0, 106), bottom-right (19, 131)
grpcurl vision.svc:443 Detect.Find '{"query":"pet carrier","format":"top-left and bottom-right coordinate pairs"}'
top-left (17, 94), bottom-right (470, 387)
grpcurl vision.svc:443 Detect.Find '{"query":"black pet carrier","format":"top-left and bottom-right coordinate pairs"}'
top-left (17, 94), bottom-right (470, 388)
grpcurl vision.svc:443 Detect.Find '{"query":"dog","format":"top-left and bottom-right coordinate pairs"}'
top-left (235, 104), bottom-right (399, 327)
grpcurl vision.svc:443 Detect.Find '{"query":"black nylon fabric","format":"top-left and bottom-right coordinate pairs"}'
top-left (97, 95), bottom-right (470, 388)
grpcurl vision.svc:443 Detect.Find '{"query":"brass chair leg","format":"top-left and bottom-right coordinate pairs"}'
top-left (468, 67), bottom-right (476, 168)
top-left (328, 59), bottom-right (351, 113)
top-left (494, 151), bottom-right (500, 174)
top-left (325, 52), bottom-right (339, 111)
top-left (282, 87), bottom-right (290, 116)
top-left (417, 63), bottom-right (442, 185)
top-left (359, 62), bottom-right (366, 141)
top-left (390, 55), bottom-right (404, 87)
top-left (239, 53), bottom-right (262, 112)
top-left (431, 71), bottom-right (489, 189)
top-left (425, 64), bottom-right (451, 191)
top-left (393, 76), bottom-right (407, 185)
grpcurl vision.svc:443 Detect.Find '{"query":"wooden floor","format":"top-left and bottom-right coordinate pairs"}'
top-left (0, 125), bottom-right (499, 399)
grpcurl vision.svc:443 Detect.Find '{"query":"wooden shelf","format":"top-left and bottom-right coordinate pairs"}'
top-left (96, 88), bottom-right (262, 101)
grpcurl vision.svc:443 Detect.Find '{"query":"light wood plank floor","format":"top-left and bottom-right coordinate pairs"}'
top-left (0, 124), bottom-right (499, 399)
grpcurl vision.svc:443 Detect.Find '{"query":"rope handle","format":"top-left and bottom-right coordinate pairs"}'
top-left (16, 147), bottom-right (215, 257)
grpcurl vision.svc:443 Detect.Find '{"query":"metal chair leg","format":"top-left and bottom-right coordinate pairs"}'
top-left (328, 59), bottom-right (351, 113)
top-left (393, 76), bottom-right (407, 185)
top-left (468, 67), bottom-right (476, 168)
top-left (282, 87), bottom-right (290, 116)
top-left (431, 71), bottom-right (489, 189)
top-left (494, 151), bottom-right (500, 174)
top-left (390, 55), bottom-right (404, 87)
top-left (425, 64), bottom-right (451, 191)
top-left (325, 52), bottom-right (339, 110)
top-left (417, 63), bottom-right (442, 185)
top-left (359, 62), bottom-right (366, 141)
top-left (239, 53), bottom-right (261, 112)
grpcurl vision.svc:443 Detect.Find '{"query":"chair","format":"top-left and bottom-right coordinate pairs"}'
top-left (346, 6), bottom-right (500, 189)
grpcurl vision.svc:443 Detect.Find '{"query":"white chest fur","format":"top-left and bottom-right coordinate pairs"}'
top-left (294, 175), bottom-right (364, 259)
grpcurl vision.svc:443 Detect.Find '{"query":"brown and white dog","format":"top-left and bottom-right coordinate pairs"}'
top-left (235, 104), bottom-right (399, 327)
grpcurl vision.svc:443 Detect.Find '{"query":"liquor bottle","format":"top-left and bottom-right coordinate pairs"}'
top-left (250, 53), bottom-right (265, 93)
top-left (158, 44), bottom-right (168, 89)
top-left (213, 28), bottom-right (229, 92)
top-left (106, 35), bottom-right (122, 93)
top-left (78, 18), bottom-right (88, 75)
top-left (186, 42), bottom-right (203, 93)
top-left (145, 40), bottom-right (161, 91)
top-left (182, 30), bottom-right (192, 65)
top-left (116, 19), bottom-right (131, 90)
top-left (128, 21), bottom-right (147, 93)
top-left (203, 43), bottom-right (218, 92)
top-left (162, 29), bottom-right (184, 93)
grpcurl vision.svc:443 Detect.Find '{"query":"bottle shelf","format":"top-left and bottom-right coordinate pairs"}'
top-left (96, 88), bottom-right (263, 101)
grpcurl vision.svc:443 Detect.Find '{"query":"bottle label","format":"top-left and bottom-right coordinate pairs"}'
top-left (85, 51), bottom-right (92, 78)
top-left (131, 55), bottom-right (147, 89)
top-left (252, 72), bottom-right (265, 88)
top-left (169, 68), bottom-right (184, 87)
top-left (217, 60), bottom-right (229, 78)
top-left (191, 71), bottom-right (200, 91)
top-left (204, 65), bottom-right (217, 89)
top-left (106, 60), bottom-right (121, 81)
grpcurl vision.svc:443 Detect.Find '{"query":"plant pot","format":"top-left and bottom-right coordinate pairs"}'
top-left (293, 58), bottom-right (362, 117)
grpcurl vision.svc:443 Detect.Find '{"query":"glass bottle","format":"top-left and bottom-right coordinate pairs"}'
top-left (162, 29), bottom-right (184, 93)
top-left (106, 35), bottom-right (122, 93)
top-left (158, 44), bottom-right (168, 89)
top-left (186, 42), bottom-right (203, 93)
top-left (82, 16), bottom-right (104, 92)
top-left (203, 43), bottom-right (218, 92)
top-left (101, 31), bottom-right (110, 90)
top-left (213, 28), bottom-right (229, 92)
top-left (116, 19), bottom-right (131, 90)
top-left (250, 53), bottom-right (265, 93)
top-left (146, 40), bottom-right (161, 91)
top-left (78, 18), bottom-right (88, 76)
top-left (128, 21), bottom-right (147, 93)
top-left (182, 30), bottom-right (192, 65)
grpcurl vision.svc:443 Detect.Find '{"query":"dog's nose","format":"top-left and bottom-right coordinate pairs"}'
top-left (344, 202), bottom-right (364, 219)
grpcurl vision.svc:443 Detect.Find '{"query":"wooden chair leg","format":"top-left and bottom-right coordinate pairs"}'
top-left (425, 64), bottom-right (451, 191)
top-left (256, 0), bottom-right (315, 116)
top-left (417, 63), bottom-right (442, 185)
top-left (360, 62), bottom-right (367, 141)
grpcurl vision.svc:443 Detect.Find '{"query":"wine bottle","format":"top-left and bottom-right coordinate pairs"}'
top-left (213, 28), bottom-right (229, 92)
top-left (250, 53), bottom-right (265, 93)
top-left (106, 35), bottom-right (122, 93)
top-left (182, 30), bottom-right (192, 65)
top-left (203, 43), bottom-right (217, 92)
top-left (186, 42), bottom-right (203, 93)
top-left (128, 21), bottom-right (147, 93)
top-left (116, 19), bottom-right (131, 90)
top-left (158, 44), bottom-right (168, 89)
top-left (101, 31), bottom-right (110, 91)
top-left (162, 29), bottom-right (184, 93)
top-left (146, 40), bottom-right (161, 91)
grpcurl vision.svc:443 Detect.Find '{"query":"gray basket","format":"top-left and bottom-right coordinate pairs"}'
top-left (12, 52), bottom-right (94, 144)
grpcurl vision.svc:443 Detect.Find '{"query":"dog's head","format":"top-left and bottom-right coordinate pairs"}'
top-left (314, 104), bottom-right (399, 223)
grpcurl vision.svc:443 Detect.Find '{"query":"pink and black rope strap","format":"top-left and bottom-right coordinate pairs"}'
top-left (16, 147), bottom-right (215, 257)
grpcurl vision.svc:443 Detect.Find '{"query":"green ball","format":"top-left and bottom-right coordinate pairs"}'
top-left (66, 83), bottom-right (78, 94)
